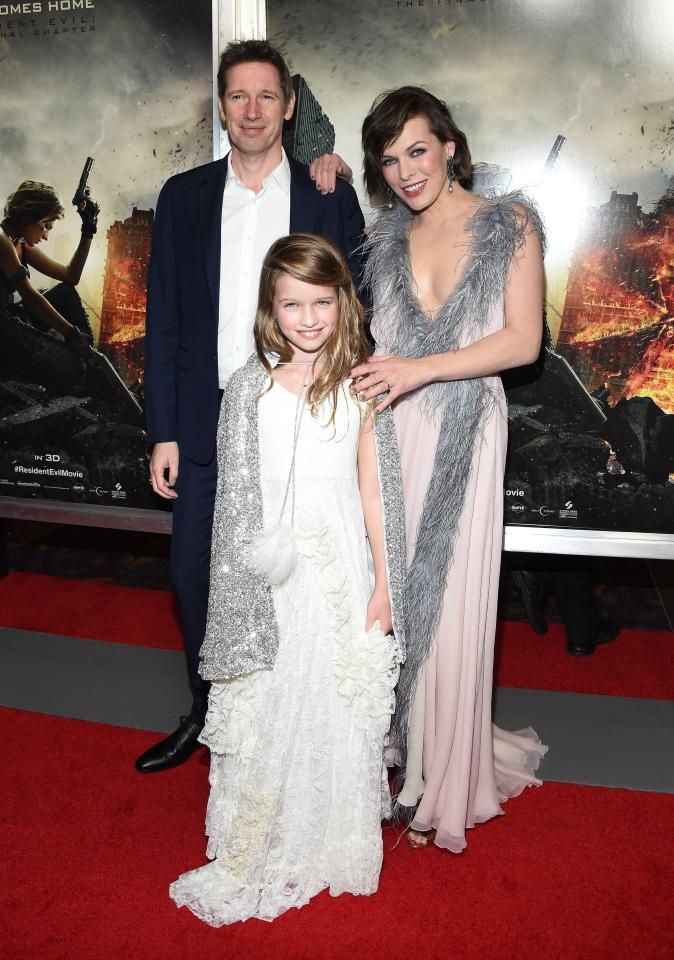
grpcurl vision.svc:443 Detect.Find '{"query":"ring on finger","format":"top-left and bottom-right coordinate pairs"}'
top-left (381, 380), bottom-right (391, 393)
top-left (357, 390), bottom-right (367, 402)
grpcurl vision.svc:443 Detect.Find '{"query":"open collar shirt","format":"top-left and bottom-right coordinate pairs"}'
top-left (217, 150), bottom-right (291, 388)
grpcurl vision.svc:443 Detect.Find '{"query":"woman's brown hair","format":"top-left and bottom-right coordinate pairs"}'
top-left (3, 180), bottom-right (64, 227)
top-left (255, 233), bottom-right (371, 420)
top-left (362, 86), bottom-right (472, 205)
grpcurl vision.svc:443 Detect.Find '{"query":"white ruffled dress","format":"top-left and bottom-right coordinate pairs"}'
top-left (169, 381), bottom-right (402, 925)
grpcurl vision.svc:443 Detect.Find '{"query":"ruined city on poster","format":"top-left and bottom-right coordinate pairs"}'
top-left (0, 0), bottom-right (212, 509)
top-left (267, 0), bottom-right (673, 534)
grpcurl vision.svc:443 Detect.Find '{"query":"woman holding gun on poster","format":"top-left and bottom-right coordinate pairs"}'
top-left (0, 178), bottom-right (99, 392)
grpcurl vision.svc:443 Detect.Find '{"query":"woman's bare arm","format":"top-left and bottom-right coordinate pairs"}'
top-left (24, 234), bottom-right (92, 286)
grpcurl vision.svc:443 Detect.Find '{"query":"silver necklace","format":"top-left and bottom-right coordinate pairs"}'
top-left (275, 360), bottom-right (315, 389)
top-left (273, 362), bottom-right (316, 527)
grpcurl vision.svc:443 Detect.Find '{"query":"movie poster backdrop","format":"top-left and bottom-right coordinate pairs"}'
top-left (0, 0), bottom-right (212, 509)
top-left (267, 0), bottom-right (674, 535)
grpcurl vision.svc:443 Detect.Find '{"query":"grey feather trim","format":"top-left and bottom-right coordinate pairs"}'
top-left (365, 192), bottom-right (544, 778)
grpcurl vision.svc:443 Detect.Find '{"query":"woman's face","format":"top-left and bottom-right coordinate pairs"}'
top-left (21, 217), bottom-right (56, 247)
top-left (381, 114), bottom-right (454, 212)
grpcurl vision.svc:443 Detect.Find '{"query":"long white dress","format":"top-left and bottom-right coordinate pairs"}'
top-left (169, 381), bottom-right (402, 925)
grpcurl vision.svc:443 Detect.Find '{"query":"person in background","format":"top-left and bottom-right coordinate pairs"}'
top-left (511, 555), bottom-right (620, 656)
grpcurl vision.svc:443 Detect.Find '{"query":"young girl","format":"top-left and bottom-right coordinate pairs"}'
top-left (169, 233), bottom-right (406, 925)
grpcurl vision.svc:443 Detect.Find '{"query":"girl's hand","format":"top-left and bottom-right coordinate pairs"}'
top-left (366, 586), bottom-right (393, 635)
top-left (350, 355), bottom-right (432, 411)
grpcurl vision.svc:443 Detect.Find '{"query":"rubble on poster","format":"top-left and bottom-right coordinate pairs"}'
top-left (503, 345), bottom-right (674, 534)
top-left (0, 356), bottom-right (155, 510)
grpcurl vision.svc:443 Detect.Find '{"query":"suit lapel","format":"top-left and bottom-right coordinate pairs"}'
top-left (289, 158), bottom-right (320, 234)
top-left (198, 157), bottom-right (228, 313)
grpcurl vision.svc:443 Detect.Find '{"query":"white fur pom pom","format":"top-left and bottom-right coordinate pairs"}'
top-left (250, 523), bottom-right (298, 585)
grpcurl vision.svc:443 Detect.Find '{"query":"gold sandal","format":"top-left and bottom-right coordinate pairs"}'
top-left (407, 828), bottom-right (437, 849)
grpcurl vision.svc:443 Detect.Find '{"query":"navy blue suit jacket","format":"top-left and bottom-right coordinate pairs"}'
top-left (144, 155), bottom-right (367, 464)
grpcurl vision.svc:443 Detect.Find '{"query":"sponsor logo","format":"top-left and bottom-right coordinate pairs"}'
top-left (534, 505), bottom-right (555, 517)
top-left (558, 499), bottom-right (579, 520)
top-left (509, 503), bottom-right (526, 513)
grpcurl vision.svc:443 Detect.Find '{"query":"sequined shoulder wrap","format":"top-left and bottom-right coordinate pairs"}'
top-left (365, 192), bottom-right (544, 769)
top-left (199, 354), bottom-right (407, 682)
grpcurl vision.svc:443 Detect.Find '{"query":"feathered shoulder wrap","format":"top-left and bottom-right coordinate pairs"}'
top-left (198, 354), bottom-right (407, 682)
top-left (365, 192), bottom-right (544, 770)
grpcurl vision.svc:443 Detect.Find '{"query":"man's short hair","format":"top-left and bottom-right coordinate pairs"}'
top-left (217, 40), bottom-right (293, 106)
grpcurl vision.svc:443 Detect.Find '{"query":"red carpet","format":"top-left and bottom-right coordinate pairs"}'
top-left (2, 707), bottom-right (673, 960)
top-left (0, 571), bottom-right (183, 650)
top-left (494, 619), bottom-right (674, 699)
top-left (1, 571), bottom-right (672, 698)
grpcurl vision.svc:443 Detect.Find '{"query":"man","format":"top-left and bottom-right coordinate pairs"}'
top-left (137, 40), bottom-right (366, 772)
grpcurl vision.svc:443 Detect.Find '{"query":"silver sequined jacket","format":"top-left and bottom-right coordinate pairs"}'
top-left (198, 354), bottom-right (406, 682)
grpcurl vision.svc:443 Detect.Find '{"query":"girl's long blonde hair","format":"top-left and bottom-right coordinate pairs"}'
top-left (255, 233), bottom-right (371, 419)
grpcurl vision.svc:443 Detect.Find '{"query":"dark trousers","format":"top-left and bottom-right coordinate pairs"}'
top-left (29, 282), bottom-right (94, 341)
top-left (525, 555), bottom-right (602, 648)
top-left (170, 450), bottom-right (218, 724)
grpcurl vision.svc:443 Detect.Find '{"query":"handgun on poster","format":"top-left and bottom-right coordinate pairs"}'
top-left (72, 156), bottom-right (95, 208)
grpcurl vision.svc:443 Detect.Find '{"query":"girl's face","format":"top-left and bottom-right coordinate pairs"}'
top-left (381, 114), bottom-right (454, 212)
top-left (21, 217), bottom-right (56, 247)
top-left (274, 273), bottom-right (339, 361)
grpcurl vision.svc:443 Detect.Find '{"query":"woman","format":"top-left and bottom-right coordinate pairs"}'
top-left (353, 87), bottom-right (548, 852)
top-left (0, 179), bottom-right (98, 391)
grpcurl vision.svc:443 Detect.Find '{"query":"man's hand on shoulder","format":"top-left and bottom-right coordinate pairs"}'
top-left (150, 441), bottom-right (179, 499)
top-left (309, 153), bottom-right (354, 194)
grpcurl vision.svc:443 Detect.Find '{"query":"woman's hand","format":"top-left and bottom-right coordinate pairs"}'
top-left (366, 586), bottom-right (393, 635)
top-left (308, 153), bottom-right (353, 193)
top-left (77, 196), bottom-right (100, 238)
top-left (350, 355), bottom-right (433, 411)
top-left (63, 324), bottom-right (92, 356)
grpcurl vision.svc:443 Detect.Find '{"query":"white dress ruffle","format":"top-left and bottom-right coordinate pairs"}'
top-left (170, 384), bottom-right (401, 925)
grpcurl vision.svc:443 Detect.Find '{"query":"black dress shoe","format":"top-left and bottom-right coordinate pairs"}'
top-left (511, 569), bottom-right (548, 635)
top-left (135, 716), bottom-right (205, 773)
top-left (566, 617), bottom-right (620, 657)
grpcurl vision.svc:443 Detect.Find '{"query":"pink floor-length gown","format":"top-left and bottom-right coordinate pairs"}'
top-left (392, 312), bottom-right (548, 853)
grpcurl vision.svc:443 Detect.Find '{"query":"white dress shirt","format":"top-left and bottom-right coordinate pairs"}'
top-left (217, 150), bottom-right (291, 387)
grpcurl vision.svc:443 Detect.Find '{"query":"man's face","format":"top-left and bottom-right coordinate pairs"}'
top-left (218, 61), bottom-right (295, 159)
